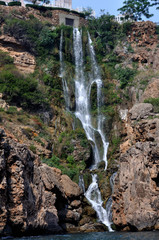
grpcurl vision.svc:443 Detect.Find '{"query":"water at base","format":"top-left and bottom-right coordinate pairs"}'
top-left (10, 231), bottom-right (159, 240)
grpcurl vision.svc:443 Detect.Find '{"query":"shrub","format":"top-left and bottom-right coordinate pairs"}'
top-left (6, 106), bottom-right (17, 114)
top-left (144, 98), bottom-right (159, 113)
top-left (0, 1), bottom-right (6, 5)
top-left (67, 155), bottom-right (75, 165)
top-left (0, 67), bottom-right (49, 111)
top-left (122, 22), bottom-right (132, 34)
top-left (43, 155), bottom-right (60, 167)
top-left (4, 18), bottom-right (57, 56)
top-left (8, 1), bottom-right (21, 6)
top-left (0, 51), bottom-right (14, 67)
top-left (30, 144), bottom-right (36, 153)
top-left (115, 67), bottom-right (136, 89)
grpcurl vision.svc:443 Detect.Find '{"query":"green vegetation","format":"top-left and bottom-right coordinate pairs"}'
top-left (115, 66), bottom-right (137, 89)
top-left (0, 66), bottom-right (49, 111)
top-left (118, 0), bottom-right (158, 21)
top-left (29, 144), bottom-right (36, 153)
top-left (0, 1), bottom-right (6, 5)
top-left (0, 51), bottom-right (14, 66)
top-left (88, 13), bottom-right (131, 61)
top-left (8, 1), bottom-right (21, 6)
top-left (43, 154), bottom-right (86, 181)
top-left (144, 98), bottom-right (159, 113)
top-left (4, 17), bottom-right (57, 56)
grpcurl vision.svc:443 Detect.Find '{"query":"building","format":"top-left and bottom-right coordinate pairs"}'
top-left (115, 14), bottom-right (132, 24)
top-left (55, 0), bottom-right (72, 9)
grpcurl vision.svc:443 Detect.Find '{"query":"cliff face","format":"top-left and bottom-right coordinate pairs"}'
top-left (112, 103), bottom-right (159, 231)
top-left (0, 128), bottom-right (83, 236)
top-left (111, 21), bottom-right (159, 231)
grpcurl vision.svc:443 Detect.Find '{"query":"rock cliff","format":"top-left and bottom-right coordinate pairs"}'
top-left (0, 128), bottom-right (83, 237)
top-left (0, 35), bottom-right (36, 74)
top-left (112, 103), bottom-right (159, 231)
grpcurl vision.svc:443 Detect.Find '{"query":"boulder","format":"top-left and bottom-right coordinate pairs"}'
top-left (129, 103), bottom-right (153, 120)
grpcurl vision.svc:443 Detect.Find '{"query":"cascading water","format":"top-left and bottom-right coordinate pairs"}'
top-left (85, 174), bottom-right (113, 232)
top-left (60, 28), bottom-right (113, 231)
top-left (59, 29), bottom-right (70, 110)
top-left (79, 174), bottom-right (85, 193)
top-left (105, 172), bottom-right (117, 224)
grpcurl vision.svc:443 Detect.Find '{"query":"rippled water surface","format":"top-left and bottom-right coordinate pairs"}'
top-left (10, 231), bottom-right (159, 240)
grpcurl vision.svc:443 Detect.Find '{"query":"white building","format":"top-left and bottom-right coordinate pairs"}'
top-left (115, 14), bottom-right (132, 24)
top-left (54, 0), bottom-right (72, 9)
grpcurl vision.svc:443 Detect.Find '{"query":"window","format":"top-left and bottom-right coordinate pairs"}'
top-left (65, 18), bottom-right (74, 26)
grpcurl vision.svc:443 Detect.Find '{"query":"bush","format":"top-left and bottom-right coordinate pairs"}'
top-left (144, 98), bottom-right (159, 113)
top-left (4, 18), bottom-right (57, 56)
top-left (0, 67), bottom-right (49, 111)
top-left (6, 106), bottom-right (17, 114)
top-left (0, 1), bottom-right (6, 5)
top-left (8, 1), bottom-right (21, 6)
top-left (0, 51), bottom-right (14, 67)
top-left (115, 67), bottom-right (136, 89)
top-left (43, 155), bottom-right (60, 168)
top-left (30, 144), bottom-right (36, 153)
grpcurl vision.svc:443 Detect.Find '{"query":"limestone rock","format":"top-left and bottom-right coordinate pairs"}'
top-left (140, 78), bottom-right (159, 103)
top-left (112, 142), bottom-right (159, 231)
top-left (113, 112), bottom-right (159, 231)
top-left (0, 35), bottom-right (36, 74)
top-left (61, 175), bottom-right (81, 198)
top-left (0, 129), bottom-right (83, 237)
top-left (129, 103), bottom-right (153, 120)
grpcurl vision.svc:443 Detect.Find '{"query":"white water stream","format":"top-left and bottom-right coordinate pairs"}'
top-left (60, 28), bottom-right (113, 231)
top-left (59, 30), bottom-right (70, 110)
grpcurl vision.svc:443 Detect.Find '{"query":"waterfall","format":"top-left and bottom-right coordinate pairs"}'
top-left (59, 29), bottom-right (70, 110)
top-left (84, 174), bottom-right (113, 232)
top-left (60, 28), bottom-right (113, 231)
top-left (105, 172), bottom-right (117, 224)
top-left (79, 174), bottom-right (85, 193)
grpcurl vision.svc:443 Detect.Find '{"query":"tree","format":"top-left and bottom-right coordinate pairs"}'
top-left (82, 7), bottom-right (94, 20)
top-left (118, 0), bottom-right (155, 21)
top-left (150, 0), bottom-right (159, 9)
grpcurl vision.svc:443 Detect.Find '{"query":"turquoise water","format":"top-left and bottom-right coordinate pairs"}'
top-left (10, 231), bottom-right (159, 240)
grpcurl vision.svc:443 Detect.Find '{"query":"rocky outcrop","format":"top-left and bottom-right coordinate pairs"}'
top-left (114, 21), bottom-right (159, 70)
top-left (140, 78), bottom-right (159, 103)
top-left (112, 104), bottom-right (159, 231)
top-left (0, 128), bottom-right (83, 237)
top-left (129, 103), bottom-right (153, 120)
top-left (0, 93), bottom-right (9, 110)
top-left (0, 35), bottom-right (36, 74)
